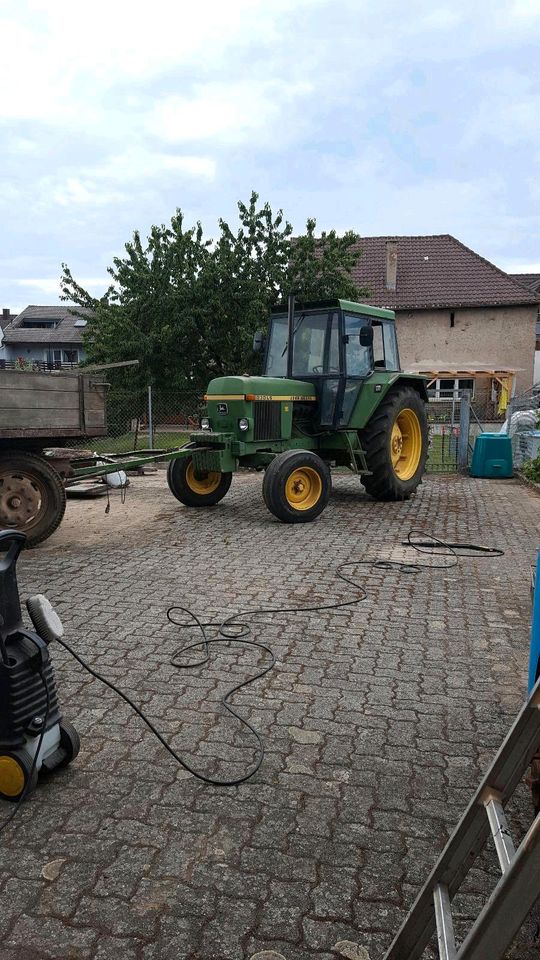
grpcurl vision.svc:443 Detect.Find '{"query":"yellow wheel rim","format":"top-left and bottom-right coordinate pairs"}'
top-left (186, 461), bottom-right (221, 496)
top-left (391, 408), bottom-right (423, 481)
top-left (285, 467), bottom-right (322, 510)
top-left (0, 755), bottom-right (25, 797)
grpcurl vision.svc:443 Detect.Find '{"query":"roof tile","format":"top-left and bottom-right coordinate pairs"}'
top-left (351, 235), bottom-right (540, 310)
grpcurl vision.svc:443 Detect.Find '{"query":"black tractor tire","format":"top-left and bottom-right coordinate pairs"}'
top-left (0, 750), bottom-right (39, 802)
top-left (262, 450), bottom-right (331, 523)
top-left (167, 455), bottom-right (232, 507)
top-left (359, 387), bottom-right (428, 501)
top-left (0, 451), bottom-right (67, 546)
top-left (58, 720), bottom-right (81, 768)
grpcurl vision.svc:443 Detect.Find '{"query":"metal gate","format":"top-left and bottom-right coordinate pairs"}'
top-left (426, 390), bottom-right (504, 473)
top-left (426, 397), bottom-right (461, 472)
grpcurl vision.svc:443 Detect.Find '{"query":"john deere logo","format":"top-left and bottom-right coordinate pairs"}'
top-left (217, 403), bottom-right (228, 415)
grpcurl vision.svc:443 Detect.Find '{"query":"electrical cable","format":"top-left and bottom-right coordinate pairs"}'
top-left (50, 532), bottom-right (502, 788)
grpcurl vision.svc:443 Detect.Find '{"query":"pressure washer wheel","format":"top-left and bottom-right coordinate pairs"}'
top-left (263, 450), bottom-right (331, 523)
top-left (58, 720), bottom-right (81, 768)
top-left (0, 751), bottom-right (39, 803)
top-left (167, 455), bottom-right (232, 507)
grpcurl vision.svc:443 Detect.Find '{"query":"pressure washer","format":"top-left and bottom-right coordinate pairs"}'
top-left (0, 530), bottom-right (79, 803)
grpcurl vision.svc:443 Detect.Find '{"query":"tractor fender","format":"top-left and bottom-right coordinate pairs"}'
top-left (351, 373), bottom-right (428, 430)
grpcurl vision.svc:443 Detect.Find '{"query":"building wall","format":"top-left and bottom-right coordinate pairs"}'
top-left (395, 304), bottom-right (537, 391)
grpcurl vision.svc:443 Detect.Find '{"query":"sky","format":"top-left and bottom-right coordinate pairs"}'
top-left (1, 0), bottom-right (539, 313)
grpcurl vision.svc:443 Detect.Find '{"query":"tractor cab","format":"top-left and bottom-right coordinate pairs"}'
top-left (263, 299), bottom-right (400, 428)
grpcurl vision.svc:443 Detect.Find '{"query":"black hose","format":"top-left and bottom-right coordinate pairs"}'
top-left (49, 532), bottom-right (502, 788)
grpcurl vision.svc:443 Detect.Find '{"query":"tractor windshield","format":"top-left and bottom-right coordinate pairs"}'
top-left (265, 312), bottom-right (339, 378)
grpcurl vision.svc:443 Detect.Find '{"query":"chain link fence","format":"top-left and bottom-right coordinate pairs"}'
top-left (59, 372), bottom-right (513, 473)
top-left (426, 387), bottom-right (507, 473)
top-left (61, 372), bottom-right (203, 456)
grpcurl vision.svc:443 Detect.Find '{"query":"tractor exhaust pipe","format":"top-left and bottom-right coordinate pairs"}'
top-left (287, 292), bottom-right (295, 378)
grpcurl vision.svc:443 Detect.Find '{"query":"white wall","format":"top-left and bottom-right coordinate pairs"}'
top-left (534, 350), bottom-right (540, 386)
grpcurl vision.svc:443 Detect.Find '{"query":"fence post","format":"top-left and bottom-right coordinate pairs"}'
top-left (458, 389), bottom-right (471, 471)
top-left (147, 385), bottom-right (154, 450)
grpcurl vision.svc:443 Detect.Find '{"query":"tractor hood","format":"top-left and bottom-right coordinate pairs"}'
top-left (204, 375), bottom-right (316, 401)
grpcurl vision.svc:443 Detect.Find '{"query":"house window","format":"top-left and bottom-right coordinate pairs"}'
top-left (22, 319), bottom-right (57, 328)
top-left (63, 349), bottom-right (79, 364)
top-left (428, 377), bottom-right (475, 400)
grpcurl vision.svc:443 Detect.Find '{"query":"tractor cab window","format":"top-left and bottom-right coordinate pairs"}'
top-left (344, 314), bottom-right (371, 377)
top-left (382, 321), bottom-right (400, 371)
top-left (372, 322), bottom-right (385, 367)
top-left (265, 315), bottom-right (288, 377)
top-left (292, 313), bottom-right (331, 377)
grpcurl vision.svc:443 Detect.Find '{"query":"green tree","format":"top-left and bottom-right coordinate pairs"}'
top-left (61, 192), bottom-right (366, 392)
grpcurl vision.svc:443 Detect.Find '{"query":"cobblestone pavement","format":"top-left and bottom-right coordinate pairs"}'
top-left (1, 472), bottom-right (540, 960)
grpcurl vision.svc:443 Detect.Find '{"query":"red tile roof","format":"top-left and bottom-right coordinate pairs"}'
top-left (350, 235), bottom-right (540, 310)
top-left (509, 273), bottom-right (540, 295)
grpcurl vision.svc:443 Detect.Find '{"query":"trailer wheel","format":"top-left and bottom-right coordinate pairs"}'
top-left (0, 451), bottom-right (66, 546)
top-left (263, 450), bottom-right (331, 523)
top-left (167, 455), bottom-right (232, 507)
top-left (359, 387), bottom-right (428, 501)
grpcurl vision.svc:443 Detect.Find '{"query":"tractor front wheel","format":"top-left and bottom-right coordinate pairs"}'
top-left (167, 455), bottom-right (232, 507)
top-left (360, 387), bottom-right (428, 501)
top-left (263, 450), bottom-right (331, 523)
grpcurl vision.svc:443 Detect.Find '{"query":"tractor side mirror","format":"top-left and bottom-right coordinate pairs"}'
top-left (359, 325), bottom-right (373, 347)
top-left (253, 330), bottom-right (266, 353)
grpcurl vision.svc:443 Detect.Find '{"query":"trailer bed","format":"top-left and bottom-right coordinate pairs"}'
top-left (0, 369), bottom-right (107, 441)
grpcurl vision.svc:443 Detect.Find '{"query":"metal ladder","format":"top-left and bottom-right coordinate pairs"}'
top-left (383, 677), bottom-right (540, 960)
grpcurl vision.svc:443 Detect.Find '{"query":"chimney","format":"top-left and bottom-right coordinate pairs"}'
top-left (385, 241), bottom-right (398, 291)
top-left (2, 308), bottom-right (10, 319)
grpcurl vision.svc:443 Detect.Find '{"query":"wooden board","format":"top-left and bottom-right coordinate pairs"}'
top-left (0, 370), bottom-right (107, 439)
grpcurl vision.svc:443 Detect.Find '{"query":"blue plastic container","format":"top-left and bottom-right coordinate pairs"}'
top-left (470, 432), bottom-right (513, 478)
top-left (529, 550), bottom-right (540, 694)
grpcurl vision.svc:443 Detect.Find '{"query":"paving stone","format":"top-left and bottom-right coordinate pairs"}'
top-left (2, 473), bottom-right (539, 958)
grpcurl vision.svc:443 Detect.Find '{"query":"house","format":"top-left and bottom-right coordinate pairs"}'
top-left (349, 235), bottom-right (540, 413)
top-left (508, 274), bottom-right (540, 384)
top-left (0, 305), bottom-right (91, 370)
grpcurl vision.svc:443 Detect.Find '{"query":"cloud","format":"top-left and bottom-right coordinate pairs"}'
top-left (499, 261), bottom-right (540, 273)
top-left (14, 277), bottom-right (108, 295)
top-left (1, 0), bottom-right (540, 312)
top-left (147, 80), bottom-right (312, 145)
top-left (90, 150), bottom-right (217, 182)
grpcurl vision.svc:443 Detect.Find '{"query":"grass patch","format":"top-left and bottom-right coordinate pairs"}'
top-left (74, 431), bottom-right (190, 456)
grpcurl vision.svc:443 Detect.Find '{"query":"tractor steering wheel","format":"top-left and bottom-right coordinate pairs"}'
top-left (312, 365), bottom-right (340, 374)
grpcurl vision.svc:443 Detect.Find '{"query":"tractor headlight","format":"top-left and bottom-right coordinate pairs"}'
top-left (200, 417), bottom-right (210, 430)
top-left (238, 418), bottom-right (249, 432)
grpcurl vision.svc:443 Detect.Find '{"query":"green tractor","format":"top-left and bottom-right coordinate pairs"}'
top-left (167, 297), bottom-right (429, 523)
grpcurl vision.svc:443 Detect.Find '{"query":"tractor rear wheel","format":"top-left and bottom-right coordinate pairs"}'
top-left (263, 450), bottom-right (331, 523)
top-left (167, 455), bottom-right (232, 507)
top-left (360, 387), bottom-right (428, 501)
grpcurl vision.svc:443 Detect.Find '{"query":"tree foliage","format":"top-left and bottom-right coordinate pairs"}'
top-left (61, 192), bottom-right (366, 392)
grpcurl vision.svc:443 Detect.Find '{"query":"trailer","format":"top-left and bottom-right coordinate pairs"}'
top-left (0, 365), bottom-right (123, 545)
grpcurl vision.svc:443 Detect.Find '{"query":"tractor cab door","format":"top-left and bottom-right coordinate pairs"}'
top-left (339, 314), bottom-right (401, 425)
top-left (289, 310), bottom-right (343, 428)
top-left (265, 309), bottom-right (344, 426)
